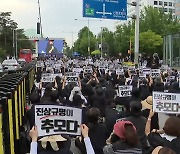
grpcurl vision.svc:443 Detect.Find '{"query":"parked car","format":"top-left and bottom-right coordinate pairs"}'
top-left (18, 58), bottom-right (26, 67)
top-left (2, 59), bottom-right (20, 71)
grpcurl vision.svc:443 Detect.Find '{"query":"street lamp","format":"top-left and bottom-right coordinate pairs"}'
top-left (74, 18), bottom-right (102, 56)
top-left (37, 0), bottom-right (43, 38)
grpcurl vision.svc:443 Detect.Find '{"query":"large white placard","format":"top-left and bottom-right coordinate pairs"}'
top-left (35, 105), bottom-right (82, 137)
top-left (153, 92), bottom-right (180, 114)
top-left (118, 85), bottom-right (133, 97)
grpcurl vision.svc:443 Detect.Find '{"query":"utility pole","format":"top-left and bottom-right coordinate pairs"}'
top-left (100, 27), bottom-right (103, 58)
top-left (38, 0), bottom-right (43, 38)
top-left (87, 19), bottom-right (90, 56)
top-left (134, 0), bottom-right (140, 64)
top-left (15, 30), bottom-right (18, 58)
top-left (13, 29), bottom-right (15, 58)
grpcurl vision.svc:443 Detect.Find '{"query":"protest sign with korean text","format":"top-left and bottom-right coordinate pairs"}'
top-left (116, 69), bottom-right (124, 75)
top-left (73, 68), bottom-right (83, 74)
top-left (153, 92), bottom-right (180, 114)
top-left (35, 105), bottom-right (82, 137)
top-left (151, 69), bottom-right (160, 78)
top-left (142, 68), bottom-right (151, 75)
top-left (118, 85), bottom-right (133, 97)
top-left (41, 73), bottom-right (55, 83)
top-left (65, 72), bottom-right (79, 85)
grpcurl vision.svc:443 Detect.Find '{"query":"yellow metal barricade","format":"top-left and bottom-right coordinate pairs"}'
top-left (8, 98), bottom-right (15, 154)
top-left (18, 85), bottom-right (22, 126)
top-left (14, 90), bottom-right (19, 140)
top-left (0, 105), bottom-right (4, 154)
top-left (23, 78), bottom-right (26, 110)
top-left (21, 81), bottom-right (25, 116)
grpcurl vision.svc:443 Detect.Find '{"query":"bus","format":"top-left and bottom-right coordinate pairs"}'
top-left (19, 49), bottom-right (32, 62)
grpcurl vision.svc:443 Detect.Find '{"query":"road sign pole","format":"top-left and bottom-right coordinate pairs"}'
top-left (88, 19), bottom-right (90, 56)
top-left (101, 27), bottom-right (103, 58)
top-left (134, 0), bottom-right (140, 64)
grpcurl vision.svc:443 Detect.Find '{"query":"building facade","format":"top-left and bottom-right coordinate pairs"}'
top-left (115, 0), bottom-right (176, 25)
top-left (175, 0), bottom-right (180, 19)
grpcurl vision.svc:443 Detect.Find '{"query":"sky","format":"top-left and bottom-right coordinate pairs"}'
top-left (0, 0), bottom-right (117, 47)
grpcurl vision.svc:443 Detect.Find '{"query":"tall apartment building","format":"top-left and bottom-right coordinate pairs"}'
top-left (175, 0), bottom-right (180, 19)
top-left (115, 0), bottom-right (176, 25)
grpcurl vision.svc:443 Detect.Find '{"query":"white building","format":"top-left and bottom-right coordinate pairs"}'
top-left (115, 0), bottom-right (176, 25)
top-left (175, 0), bottom-right (180, 19)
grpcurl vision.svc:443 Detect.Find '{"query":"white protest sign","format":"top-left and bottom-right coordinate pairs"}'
top-left (41, 73), bottom-right (55, 83)
top-left (116, 69), bottom-right (124, 75)
top-left (73, 68), bottom-right (83, 74)
top-left (35, 105), bottom-right (82, 137)
top-left (153, 92), bottom-right (180, 114)
top-left (66, 76), bottom-right (79, 83)
top-left (65, 72), bottom-right (78, 77)
top-left (118, 85), bottom-right (133, 97)
top-left (84, 67), bottom-right (93, 74)
top-left (142, 68), bottom-right (151, 75)
top-left (53, 73), bottom-right (63, 78)
top-left (36, 61), bottom-right (44, 68)
top-left (139, 74), bottom-right (146, 81)
top-left (151, 69), bottom-right (160, 78)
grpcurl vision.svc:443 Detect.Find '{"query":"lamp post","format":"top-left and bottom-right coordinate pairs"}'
top-left (37, 0), bottom-right (43, 38)
top-left (74, 18), bottom-right (102, 56)
top-left (13, 29), bottom-right (18, 58)
top-left (100, 27), bottom-right (103, 58)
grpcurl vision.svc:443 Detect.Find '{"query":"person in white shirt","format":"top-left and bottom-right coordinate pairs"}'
top-left (29, 124), bottom-right (95, 154)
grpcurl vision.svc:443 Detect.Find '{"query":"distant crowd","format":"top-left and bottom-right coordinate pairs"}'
top-left (27, 55), bottom-right (180, 154)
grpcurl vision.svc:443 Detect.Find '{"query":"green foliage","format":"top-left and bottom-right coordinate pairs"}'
top-left (131, 30), bottom-right (163, 55)
top-left (97, 27), bottom-right (117, 56)
top-left (74, 26), bottom-right (96, 56)
top-left (0, 48), bottom-right (6, 62)
top-left (73, 7), bottom-right (180, 57)
top-left (114, 22), bottom-right (133, 56)
top-left (0, 12), bottom-right (32, 57)
top-left (140, 6), bottom-right (180, 35)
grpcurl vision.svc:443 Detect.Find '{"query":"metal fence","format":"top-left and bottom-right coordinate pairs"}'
top-left (163, 32), bottom-right (180, 67)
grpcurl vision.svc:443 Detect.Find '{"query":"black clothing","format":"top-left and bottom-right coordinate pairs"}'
top-left (148, 132), bottom-right (180, 154)
top-left (139, 85), bottom-right (150, 100)
top-left (142, 109), bottom-right (159, 131)
top-left (88, 123), bottom-right (108, 154)
top-left (105, 107), bottom-right (120, 136)
top-left (151, 82), bottom-right (164, 92)
top-left (125, 116), bottom-right (149, 150)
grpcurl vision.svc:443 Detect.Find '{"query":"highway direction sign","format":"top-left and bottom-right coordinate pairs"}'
top-left (83, 0), bottom-right (127, 20)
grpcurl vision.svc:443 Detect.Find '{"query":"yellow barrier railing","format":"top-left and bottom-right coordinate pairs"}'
top-left (0, 105), bottom-right (4, 154)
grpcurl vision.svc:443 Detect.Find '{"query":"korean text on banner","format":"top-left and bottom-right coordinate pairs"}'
top-left (35, 105), bottom-right (82, 137)
top-left (118, 85), bottom-right (133, 97)
top-left (153, 92), bottom-right (180, 114)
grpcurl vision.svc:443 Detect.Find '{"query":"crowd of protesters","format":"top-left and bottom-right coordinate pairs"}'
top-left (27, 54), bottom-right (180, 154)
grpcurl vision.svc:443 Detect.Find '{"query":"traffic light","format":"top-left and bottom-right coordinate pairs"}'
top-left (37, 22), bottom-right (40, 34)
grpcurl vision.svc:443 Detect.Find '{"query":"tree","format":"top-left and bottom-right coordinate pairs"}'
top-left (74, 26), bottom-right (96, 56)
top-left (0, 12), bottom-right (32, 57)
top-left (140, 6), bottom-right (180, 36)
top-left (114, 22), bottom-right (133, 56)
top-left (131, 30), bottom-right (163, 56)
top-left (97, 27), bottom-right (117, 56)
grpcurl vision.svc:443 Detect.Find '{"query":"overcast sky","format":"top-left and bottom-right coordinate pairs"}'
top-left (0, 0), bottom-right (117, 46)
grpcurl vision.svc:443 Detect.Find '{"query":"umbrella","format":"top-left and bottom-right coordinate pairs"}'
top-left (91, 50), bottom-right (101, 55)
